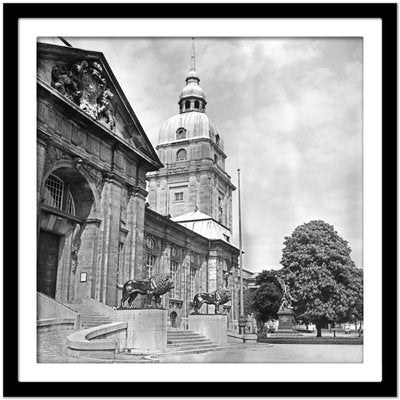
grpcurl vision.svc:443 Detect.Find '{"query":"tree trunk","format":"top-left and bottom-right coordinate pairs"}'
top-left (316, 322), bottom-right (322, 337)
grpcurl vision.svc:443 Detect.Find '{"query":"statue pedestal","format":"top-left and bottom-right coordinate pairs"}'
top-left (188, 314), bottom-right (227, 345)
top-left (113, 309), bottom-right (167, 354)
top-left (276, 308), bottom-right (296, 333)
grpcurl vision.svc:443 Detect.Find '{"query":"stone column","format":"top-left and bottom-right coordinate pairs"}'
top-left (182, 252), bottom-right (191, 318)
top-left (74, 219), bottom-right (100, 301)
top-left (124, 186), bottom-right (147, 281)
top-left (159, 242), bottom-right (170, 309)
top-left (95, 173), bottom-right (122, 306)
top-left (158, 179), bottom-right (168, 216)
top-left (37, 137), bottom-right (48, 239)
top-left (56, 228), bottom-right (73, 303)
top-left (207, 255), bottom-right (217, 314)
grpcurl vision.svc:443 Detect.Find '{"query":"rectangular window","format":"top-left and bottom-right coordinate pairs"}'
top-left (117, 242), bottom-right (125, 285)
top-left (174, 192), bottom-right (183, 202)
top-left (170, 260), bottom-right (179, 299)
top-left (190, 267), bottom-right (196, 299)
top-left (146, 253), bottom-right (156, 278)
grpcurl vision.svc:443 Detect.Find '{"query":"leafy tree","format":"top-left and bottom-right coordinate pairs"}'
top-left (251, 270), bottom-right (282, 323)
top-left (243, 288), bottom-right (256, 316)
top-left (280, 220), bottom-right (363, 337)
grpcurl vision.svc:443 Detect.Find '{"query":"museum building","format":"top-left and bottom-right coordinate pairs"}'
top-left (37, 41), bottom-right (246, 329)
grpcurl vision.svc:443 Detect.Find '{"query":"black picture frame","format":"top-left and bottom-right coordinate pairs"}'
top-left (3, 2), bottom-right (396, 397)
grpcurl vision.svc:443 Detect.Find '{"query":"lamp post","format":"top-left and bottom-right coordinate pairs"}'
top-left (237, 169), bottom-right (246, 335)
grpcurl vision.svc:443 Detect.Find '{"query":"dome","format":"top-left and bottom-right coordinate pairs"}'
top-left (158, 111), bottom-right (224, 150)
top-left (179, 81), bottom-right (206, 100)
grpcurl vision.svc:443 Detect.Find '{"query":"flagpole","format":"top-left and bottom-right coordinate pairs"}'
top-left (237, 169), bottom-right (244, 319)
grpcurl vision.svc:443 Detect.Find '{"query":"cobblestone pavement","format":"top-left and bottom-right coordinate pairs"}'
top-left (37, 329), bottom-right (110, 363)
top-left (38, 329), bottom-right (75, 363)
top-left (37, 330), bottom-right (362, 364)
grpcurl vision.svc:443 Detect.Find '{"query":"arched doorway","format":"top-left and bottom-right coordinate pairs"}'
top-left (170, 311), bottom-right (178, 328)
top-left (38, 165), bottom-right (97, 302)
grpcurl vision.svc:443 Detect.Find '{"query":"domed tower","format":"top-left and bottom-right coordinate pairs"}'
top-left (147, 39), bottom-right (236, 231)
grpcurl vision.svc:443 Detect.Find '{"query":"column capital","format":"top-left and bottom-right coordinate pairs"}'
top-left (127, 184), bottom-right (148, 200)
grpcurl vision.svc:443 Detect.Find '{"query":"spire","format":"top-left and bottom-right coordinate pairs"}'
top-left (185, 38), bottom-right (200, 84)
top-left (190, 37), bottom-right (196, 72)
top-left (179, 38), bottom-right (207, 113)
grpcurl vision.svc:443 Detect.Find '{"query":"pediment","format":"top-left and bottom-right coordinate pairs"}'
top-left (37, 42), bottom-right (161, 168)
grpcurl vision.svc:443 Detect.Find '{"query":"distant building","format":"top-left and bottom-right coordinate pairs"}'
top-left (37, 40), bottom-right (249, 329)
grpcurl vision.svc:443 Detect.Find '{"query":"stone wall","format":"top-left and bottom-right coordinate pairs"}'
top-left (37, 43), bottom-right (160, 308)
top-left (144, 208), bottom-right (240, 328)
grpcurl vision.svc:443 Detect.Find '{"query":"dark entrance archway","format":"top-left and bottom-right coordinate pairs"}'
top-left (38, 165), bottom-right (97, 302)
top-left (37, 231), bottom-right (60, 298)
top-left (170, 311), bottom-right (178, 328)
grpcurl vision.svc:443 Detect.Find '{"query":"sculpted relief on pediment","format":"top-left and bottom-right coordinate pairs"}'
top-left (51, 60), bottom-right (116, 131)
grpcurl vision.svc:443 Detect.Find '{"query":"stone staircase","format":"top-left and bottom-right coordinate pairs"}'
top-left (63, 302), bottom-right (112, 328)
top-left (167, 330), bottom-right (219, 353)
top-left (147, 329), bottom-right (236, 358)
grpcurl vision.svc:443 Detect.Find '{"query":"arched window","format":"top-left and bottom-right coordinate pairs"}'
top-left (215, 134), bottom-right (220, 146)
top-left (185, 100), bottom-right (191, 110)
top-left (214, 154), bottom-right (218, 165)
top-left (176, 149), bottom-right (187, 161)
top-left (146, 236), bottom-right (155, 249)
top-left (44, 174), bottom-right (64, 210)
top-left (43, 173), bottom-right (76, 215)
top-left (66, 191), bottom-right (76, 215)
top-left (194, 100), bottom-right (200, 109)
top-left (176, 128), bottom-right (186, 140)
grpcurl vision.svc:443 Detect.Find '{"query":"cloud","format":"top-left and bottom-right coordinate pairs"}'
top-left (50, 37), bottom-right (363, 272)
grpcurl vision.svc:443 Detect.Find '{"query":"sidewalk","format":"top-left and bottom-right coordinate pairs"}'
top-left (37, 329), bottom-right (363, 364)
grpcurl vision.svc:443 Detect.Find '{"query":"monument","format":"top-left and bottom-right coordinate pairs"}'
top-left (274, 277), bottom-right (302, 336)
top-left (113, 273), bottom-right (173, 354)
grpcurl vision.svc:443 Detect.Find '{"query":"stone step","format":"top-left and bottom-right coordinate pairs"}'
top-left (167, 338), bottom-right (212, 345)
top-left (168, 337), bottom-right (214, 344)
top-left (167, 334), bottom-right (206, 339)
top-left (167, 331), bottom-right (203, 336)
top-left (156, 344), bottom-right (236, 358)
top-left (167, 343), bottom-right (218, 350)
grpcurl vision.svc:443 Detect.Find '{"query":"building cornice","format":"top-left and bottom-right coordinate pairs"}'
top-left (156, 136), bottom-right (227, 159)
top-left (147, 162), bottom-right (236, 191)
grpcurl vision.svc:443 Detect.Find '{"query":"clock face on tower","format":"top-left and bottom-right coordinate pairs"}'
top-left (190, 253), bottom-right (195, 263)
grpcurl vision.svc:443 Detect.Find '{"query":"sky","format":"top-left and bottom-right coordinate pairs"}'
top-left (41, 37), bottom-right (363, 273)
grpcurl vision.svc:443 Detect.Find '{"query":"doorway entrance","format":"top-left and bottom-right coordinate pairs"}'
top-left (37, 230), bottom-right (60, 298)
top-left (170, 311), bottom-right (178, 328)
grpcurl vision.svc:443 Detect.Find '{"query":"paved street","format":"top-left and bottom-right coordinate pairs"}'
top-left (37, 330), bottom-right (362, 363)
top-left (160, 343), bottom-right (362, 363)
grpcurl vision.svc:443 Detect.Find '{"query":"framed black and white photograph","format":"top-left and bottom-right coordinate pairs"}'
top-left (3, 2), bottom-right (396, 397)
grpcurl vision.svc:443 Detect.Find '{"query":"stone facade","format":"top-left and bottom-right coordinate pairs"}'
top-left (143, 208), bottom-right (240, 328)
top-left (37, 42), bottom-right (245, 329)
top-left (37, 43), bottom-right (162, 307)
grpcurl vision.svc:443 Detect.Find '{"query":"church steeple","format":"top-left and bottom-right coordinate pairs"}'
top-left (178, 38), bottom-right (207, 114)
top-left (186, 38), bottom-right (198, 82)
